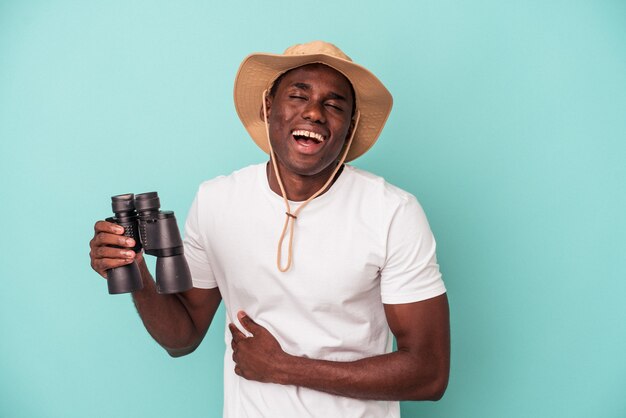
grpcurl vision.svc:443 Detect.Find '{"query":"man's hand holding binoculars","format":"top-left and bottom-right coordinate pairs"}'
top-left (89, 220), bottom-right (143, 279)
top-left (90, 192), bottom-right (192, 294)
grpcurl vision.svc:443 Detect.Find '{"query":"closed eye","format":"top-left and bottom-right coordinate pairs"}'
top-left (325, 103), bottom-right (344, 112)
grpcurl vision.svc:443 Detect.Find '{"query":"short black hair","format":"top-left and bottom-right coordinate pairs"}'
top-left (268, 64), bottom-right (357, 117)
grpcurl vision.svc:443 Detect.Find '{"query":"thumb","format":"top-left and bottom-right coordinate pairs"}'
top-left (237, 311), bottom-right (260, 334)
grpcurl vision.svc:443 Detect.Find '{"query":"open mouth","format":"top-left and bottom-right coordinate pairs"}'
top-left (292, 129), bottom-right (326, 146)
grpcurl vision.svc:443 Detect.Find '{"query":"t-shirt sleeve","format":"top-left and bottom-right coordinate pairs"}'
top-left (380, 195), bottom-right (446, 304)
top-left (183, 188), bottom-right (218, 289)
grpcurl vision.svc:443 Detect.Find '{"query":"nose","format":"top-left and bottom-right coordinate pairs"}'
top-left (301, 100), bottom-right (326, 124)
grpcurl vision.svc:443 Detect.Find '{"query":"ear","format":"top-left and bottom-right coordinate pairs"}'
top-left (259, 94), bottom-right (273, 122)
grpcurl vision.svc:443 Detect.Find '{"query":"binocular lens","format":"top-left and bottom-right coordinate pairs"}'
top-left (111, 193), bottom-right (136, 214)
top-left (107, 262), bottom-right (143, 294)
top-left (107, 193), bottom-right (143, 294)
top-left (135, 192), bottom-right (160, 212)
top-left (155, 255), bottom-right (193, 294)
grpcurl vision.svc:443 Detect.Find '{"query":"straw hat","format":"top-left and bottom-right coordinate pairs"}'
top-left (233, 41), bottom-right (393, 162)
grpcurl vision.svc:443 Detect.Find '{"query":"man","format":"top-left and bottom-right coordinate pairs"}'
top-left (90, 41), bottom-right (450, 417)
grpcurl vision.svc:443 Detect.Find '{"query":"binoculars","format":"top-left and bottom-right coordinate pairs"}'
top-left (105, 192), bottom-right (192, 295)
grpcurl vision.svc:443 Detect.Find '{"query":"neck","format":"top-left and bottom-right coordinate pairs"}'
top-left (266, 160), bottom-right (344, 202)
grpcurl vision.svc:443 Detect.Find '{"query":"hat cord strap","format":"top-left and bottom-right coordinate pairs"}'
top-left (261, 89), bottom-right (360, 272)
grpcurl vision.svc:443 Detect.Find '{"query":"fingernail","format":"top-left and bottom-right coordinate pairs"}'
top-left (126, 239), bottom-right (135, 246)
top-left (122, 251), bottom-right (134, 258)
top-left (116, 226), bottom-right (124, 233)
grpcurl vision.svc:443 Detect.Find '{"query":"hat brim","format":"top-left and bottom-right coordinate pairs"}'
top-left (234, 52), bottom-right (393, 162)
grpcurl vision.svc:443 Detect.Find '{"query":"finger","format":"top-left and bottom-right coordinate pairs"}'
top-left (234, 365), bottom-right (244, 378)
top-left (228, 324), bottom-right (239, 351)
top-left (94, 232), bottom-right (136, 248)
top-left (92, 257), bottom-right (135, 275)
top-left (229, 323), bottom-right (245, 341)
top-left (237, 311), bottom-right (260, 334)
top-left (94, 220), bottom-right (125, 235)
top-left (91, 246), bottom-right (136, 260)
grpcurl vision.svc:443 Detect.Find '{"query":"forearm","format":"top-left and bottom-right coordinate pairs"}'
top-left (231, 298), bottom-right (450, 401)
top-left (276, 349), bottom-right (447, 401)
top-left (131, 259), bottom-right (201, 356)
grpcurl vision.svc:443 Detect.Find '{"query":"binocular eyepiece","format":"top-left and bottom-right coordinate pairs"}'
top-left (105, 192), bottom-right (192, 295)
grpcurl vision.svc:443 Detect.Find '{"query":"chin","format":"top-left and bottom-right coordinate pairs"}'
top-left (275, 148), bottom-right (340, 178)
top-left (296, 162), bottom-right (339, 178)
top-left (289, 165), bottom-right (325, 177)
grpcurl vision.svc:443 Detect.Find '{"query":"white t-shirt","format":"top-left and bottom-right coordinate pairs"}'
top-left (183, 163), bottom-right (446, 418)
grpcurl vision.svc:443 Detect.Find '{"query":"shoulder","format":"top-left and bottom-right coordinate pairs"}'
top-left (346, 166), bottom-right (429, 231)
top-left (196, 163), bottom-right (264, 197)
top-left (343, 165), bottom-right (420, 210)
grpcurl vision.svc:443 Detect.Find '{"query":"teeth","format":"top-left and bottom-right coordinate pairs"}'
top-left (293, 130), bottom-right (325, 142)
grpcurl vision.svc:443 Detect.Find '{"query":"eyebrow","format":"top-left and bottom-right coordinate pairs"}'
top-left (291, 82), bottom-right (348, 101)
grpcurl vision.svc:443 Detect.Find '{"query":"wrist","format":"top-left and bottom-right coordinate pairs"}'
top-left (273, 352), bottom-right (298, 386)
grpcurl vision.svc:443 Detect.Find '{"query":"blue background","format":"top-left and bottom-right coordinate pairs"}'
top-left (1, 1), bottom-right (625, 417)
